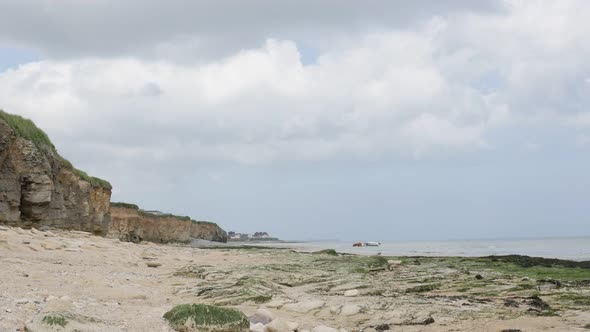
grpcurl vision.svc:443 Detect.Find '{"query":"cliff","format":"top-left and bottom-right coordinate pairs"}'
top-left (108, 203), bottom-right (227, 243)
top-left (0, 111), bottom-right (112, 234)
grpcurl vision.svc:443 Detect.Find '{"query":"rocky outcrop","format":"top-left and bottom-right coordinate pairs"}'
top-left (0, 113), bottom-right (111, 234)
top-left (108, 204), bottom-right (227, 243)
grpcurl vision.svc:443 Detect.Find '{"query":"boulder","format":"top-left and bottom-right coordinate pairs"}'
top-left (163, 304), bottom-right (249, 332)
top-left (249, 308), bottom-right (274, 325)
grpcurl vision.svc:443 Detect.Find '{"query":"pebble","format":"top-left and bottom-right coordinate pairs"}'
top-left (15, 299), bottom-right (29, 305)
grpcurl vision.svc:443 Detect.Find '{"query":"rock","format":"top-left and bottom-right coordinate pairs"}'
top-left (22, 240), bottom-right (30, 244)
top-left (249, 308), bottom-right (274, 325)
top-left (329, 306), bottom-right (341, 314)
top-left (15, 298), bottom-right (29, 305)
top-left (504, 298), bottom-right (520, 308)
top-left (524, 295), bottom-right (551, 310)
top-left (250, 322), bottom-right (265, 332)
top-left (475, 274), bottom-right (483, 280)
top-left (405, 315), bottom-right (435, 325)
top-left (283, 300), bottom-right (325, 313)
top-left (0, 114), bottom-right (111, 234)
top-left (5, 308), bottom-right (11, 313)
top-left (312, 326), bottom-right (339, 332)
top-left (363, 329), bottom-right (377, 332)
top-left (343, 289), bottom-right (359, 297)
top-left (163, 304), bottom-right (249, 332)
top-left (146, 262), bottom-right (162, 268)
top-left (263, 319), bottom-right (295, 332)
top-left (287, 322), bottom-right (299, 331)
top-left (109, 205), bottom-right (228, 244)
top-left (340, 304), bottom-right (361, 316)
top-left (387, 260), bottom-right (402, 269)
top-left (521, 277), bottom-right (530, 281)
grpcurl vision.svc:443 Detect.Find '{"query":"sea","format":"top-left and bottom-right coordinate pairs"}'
top-left (251, 237), bottom-right (590, 261)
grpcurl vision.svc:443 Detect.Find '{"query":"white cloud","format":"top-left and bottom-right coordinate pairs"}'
top-left (0, 0), bottom-right (589, 168)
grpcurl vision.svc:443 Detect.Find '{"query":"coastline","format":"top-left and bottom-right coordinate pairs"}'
top-left (1, 226), bottom-right (590, 331)
top-left (227, 237), bottom-right (590, 261)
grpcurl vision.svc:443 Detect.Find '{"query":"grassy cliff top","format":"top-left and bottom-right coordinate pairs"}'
top-left (110, 202), bottom-right (214, 224)
top-left (0, 110), bottom-right (112, 189)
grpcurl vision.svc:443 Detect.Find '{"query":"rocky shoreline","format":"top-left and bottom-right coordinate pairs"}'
top-left (1, 225), bottom-right (589, 331)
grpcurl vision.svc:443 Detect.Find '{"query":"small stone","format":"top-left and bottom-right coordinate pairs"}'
top-left (15, 299), bottom-right (29, 305)
top-left (343, 289), bottom-right (359, 297)
top-left (475, 274), bottom-right (483, 280)
top-left (22, 240), bottom-right (30, 245)
top-left (329, 306), bottom-right (341, 314)
top-left (340, 304), bottom-right (361, 316)
top-left (250, 308), bottom-right (274, 325)
top-left (146, 262), bottom-right (162, 268)
top-left (5, 308), bottom-right (11, 313)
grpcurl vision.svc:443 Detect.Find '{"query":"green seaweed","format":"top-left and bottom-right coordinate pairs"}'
top-left (42, 314), bottom-right (68, 327)
top-left (163, 304), bottom-right (249, 332)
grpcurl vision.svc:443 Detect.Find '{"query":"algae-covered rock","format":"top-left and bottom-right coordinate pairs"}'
top-left (163, 304), bottom-right (249, 332)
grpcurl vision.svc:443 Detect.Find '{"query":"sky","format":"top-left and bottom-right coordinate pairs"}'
top-left (1, 0), bottom-right (589, 241)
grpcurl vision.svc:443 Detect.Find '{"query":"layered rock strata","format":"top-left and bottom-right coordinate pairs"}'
top-left (0, 114), bottom-right (111, 234)
top-left (109, 204), bottom-right (227, 243)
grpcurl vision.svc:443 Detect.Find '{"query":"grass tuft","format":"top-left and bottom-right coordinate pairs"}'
top-left (0, 110), bottom-right (111, 189)
top-left (110, 202), bottom-right (140, 210)
top-left (42, 314), bottom-right (68, 327)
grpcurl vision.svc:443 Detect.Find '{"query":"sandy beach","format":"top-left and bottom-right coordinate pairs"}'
top-left (1, 226), bottom-right (589, 331)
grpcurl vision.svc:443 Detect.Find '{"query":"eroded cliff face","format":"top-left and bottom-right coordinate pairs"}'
top-left (0, 119), bottom-right (111, 234)
top-left (109, 206), bottom-right (227, 243)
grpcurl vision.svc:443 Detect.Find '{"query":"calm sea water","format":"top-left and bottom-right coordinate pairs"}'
top-left (252, 237), bottom-right (590, 261)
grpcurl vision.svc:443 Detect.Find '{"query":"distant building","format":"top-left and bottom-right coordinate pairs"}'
top-left (228, 231), bottom-right (276, 241)
top-left (252, 232), bottom-right (270, 239)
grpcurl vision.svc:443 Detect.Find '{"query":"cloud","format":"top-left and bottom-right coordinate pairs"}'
top-left (0, 0), bottom-right (588, 169)
top-left (0, 0), bottom-right (499, 59)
